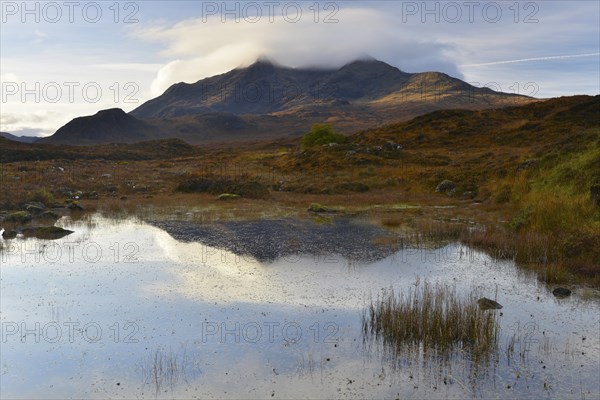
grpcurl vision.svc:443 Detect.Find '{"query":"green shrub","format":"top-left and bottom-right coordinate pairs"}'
top-left (5, 211), bottom-right (32, 224)
top-left (508, 208), bottom-right (531, 232)
top-left (29, 189), bottom-right (54, 206)
top-left (301, 124), bottom-right (346, 149)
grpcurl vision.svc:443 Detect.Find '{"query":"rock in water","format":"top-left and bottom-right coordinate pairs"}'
top-left (21, 227), bottom-right (74, 240)
top-left (552, 287), bottom-right (572, 298)
top-left (2, 230), bottom-right (18, 239)
top-left (477, 297), bottom-right (503, 310)
top-left (23, 202), bottom-right (46, 215)
top-left (38, 211), bottom-right (59, 220)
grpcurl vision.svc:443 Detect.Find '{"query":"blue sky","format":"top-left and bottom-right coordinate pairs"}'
top-left (1, 0), bottom-right (598, 136)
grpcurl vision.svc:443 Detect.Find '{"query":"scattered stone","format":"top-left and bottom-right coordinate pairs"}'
top-left (308, 203), bottom-right (334, 213)
top-left (23, 202), bottom-right (46, 215)
top-left (516, 159), bottom-right (538, 173)
top-left (37, 211), bottom-right (60, 220)
top-left (383, 141), bottom-right (402, 151)
top-left (217, 193), bottom-right (241, 201)
top-left (134, 185), bottom-right (150, 193)
top-left (2, 230), bottom-right (18, 239)
top-left (104, 185), bottom-right (118, 194)
top-left (477, 297), bottom-right (503, 310)
top-left (552, 287), bottom-right (572, 298)
top-left (67, 202), bottom-right (84, 211)
top-left (58, 187), bottom-right (75, 197)
top-left (436, 180), bottom-right (456, 195)
top-left (20, 226), bottom-right (74, 240)
top-left (23, 201), bottom-right (46, 209)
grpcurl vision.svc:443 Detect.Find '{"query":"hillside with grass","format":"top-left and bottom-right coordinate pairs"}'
top-left (266, 95), bottom-right (600, 281)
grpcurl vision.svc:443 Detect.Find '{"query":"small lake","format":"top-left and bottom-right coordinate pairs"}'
top-left (1, 214), bottom-right (598, 399)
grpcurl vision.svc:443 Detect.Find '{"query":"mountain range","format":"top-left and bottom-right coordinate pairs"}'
top-left (38, 58), bottom-right (535, 145)
top-left (0, 132), bottom-right (39, 144)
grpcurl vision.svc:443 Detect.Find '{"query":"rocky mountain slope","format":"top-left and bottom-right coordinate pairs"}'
top-left (40, 58), bottom-right (534, 145)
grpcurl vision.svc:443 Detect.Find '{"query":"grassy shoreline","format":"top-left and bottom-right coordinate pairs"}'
top-left (1, 184), bottom-right (597, 287)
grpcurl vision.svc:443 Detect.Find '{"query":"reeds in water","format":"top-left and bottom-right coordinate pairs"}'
top-left (362, 279), bottom-right (500, 360)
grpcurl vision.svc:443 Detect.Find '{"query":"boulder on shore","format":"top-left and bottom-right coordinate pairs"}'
top-left (552, 287), bottom-right (572, 298)
top-left (477, 297), bottom-right (503, 310)
top-left (436, 180), bottom-right (456, 195)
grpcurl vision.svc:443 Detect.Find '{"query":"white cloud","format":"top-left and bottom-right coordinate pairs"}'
top-left (93, 63), bottom-right (164, 72)
top-left (0, 110), bottom-right (60, 136)
top-left (0, 72), bottom-right (21, 83)
top-left (133, 8), bottom-right (461, 96)
top-left (33, 30), bottom-right (47, 43)
top-left (460, 53), bottom-right (600, 68)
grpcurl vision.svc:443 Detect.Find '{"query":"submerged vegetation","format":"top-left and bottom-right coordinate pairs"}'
top-left (362, 280), bottom-right (501, 361)
top-left (138, 346), bottom-right (198, 396)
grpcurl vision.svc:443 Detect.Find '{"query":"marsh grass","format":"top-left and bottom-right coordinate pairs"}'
top-left (362, 280), bottom-right (500, 362)
top-left (534, 262), bottom-right (570, 284)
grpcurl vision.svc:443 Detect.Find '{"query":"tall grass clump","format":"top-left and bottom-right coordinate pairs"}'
top-left (362, 280), bottom-right (500, 360)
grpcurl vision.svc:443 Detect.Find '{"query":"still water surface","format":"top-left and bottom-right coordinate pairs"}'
top-left (1, 214), bottom-right (598, 399)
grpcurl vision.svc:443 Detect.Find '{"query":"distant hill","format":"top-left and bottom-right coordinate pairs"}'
top-left (41, 58), bottom-right (535, 145)
top-left (0, 137), bottom-right (199, 163)
top-left (0, 132), bottom-right (39, 143)
top-left (36, 109), bottom-right (161, 145)
top-left (38, 109), bottom-right (310, 145)
top-left (5, 96), bottom-right (594, 164)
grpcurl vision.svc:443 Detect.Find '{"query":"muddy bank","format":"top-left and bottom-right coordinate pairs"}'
top-left (150, 218), bottom-right (400, 262)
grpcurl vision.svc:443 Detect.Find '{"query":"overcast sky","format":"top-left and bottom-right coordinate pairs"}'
top-left (1, 0), bottom-right (598, 136)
